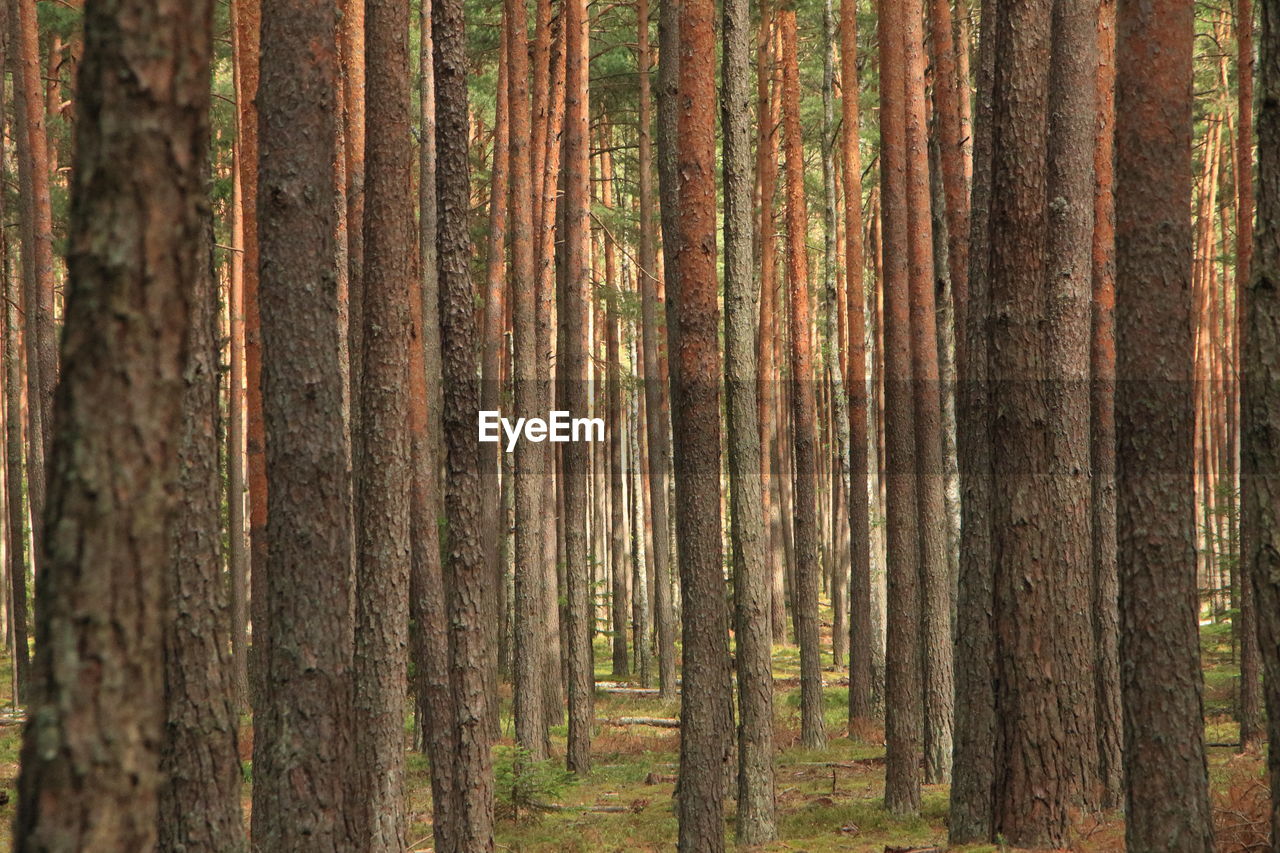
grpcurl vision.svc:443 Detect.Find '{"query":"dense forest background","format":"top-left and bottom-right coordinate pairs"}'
top-left (0, 0), bottom-right (1274, 850)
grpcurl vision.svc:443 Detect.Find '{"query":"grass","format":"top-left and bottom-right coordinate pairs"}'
top-left (0, 603), bottom-right (1265, 850)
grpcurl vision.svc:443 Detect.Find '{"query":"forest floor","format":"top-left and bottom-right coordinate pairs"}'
top-left (0, 607), bottom-right (1264, 851)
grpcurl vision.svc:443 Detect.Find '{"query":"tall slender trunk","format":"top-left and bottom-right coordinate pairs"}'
top-left (878, 0), bottom-right (924, 814)
top-left (344, 0), bottom-right (366, 482)
top-left (8, 0), bottom-right (45, 592)
top-left (841, 0), bottom-right (873, 731)
top-left (538, 8), bottom-right (566, 728)
top-left (15, 0), bottom-right (214, 846)
top-left (724, 0), bottom-right (775, 837)
top-left (562, 0), bottom-right (595, 775)
top-left (903, 0), bottom-right (953, 784)
top-left (436, 0), bottom-right (496, 839)
top-left (671, 0), bottom-right (734, 841)
top-left (757, 17), bottom-right (788, 644)
top-left (1090, 0), bottom-right (1124, 808)
top-left (227, 8), bottom-right (251, 707)
top-left (481, 31), bottom-right (510, 718)
top-left (820, 0), bottom-right (851, 673)
top-left (353, 0), bottom-right (415, 846)
top-left (601, 139), bottom-right (630, 679)
top-left (780, 0), bottom-right (827, 751)
top-left (637, 0), bottom-right (677, 700)
top-left (234, 0), bottom-right (267, 714)
top-left (0, 13), bottom-right (28, 707)
top-left (411, 3), bottom-right (458, 849)
top-left (1236, 0), bottom-right (1264, 753)
top-left (509, 0), bottom-right (549, 758)
top-left (1116, 0), bottom-right (1213, 845)
top-left (160, 161), bottom-right (246, 853)
top-left (13, 0), bottom-right (54, 472)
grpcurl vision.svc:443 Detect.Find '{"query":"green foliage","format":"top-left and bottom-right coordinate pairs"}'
top-left (493, 745), bottom-right (576, 817)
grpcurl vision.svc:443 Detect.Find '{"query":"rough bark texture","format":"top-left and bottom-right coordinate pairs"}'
top-left (724, 0), bottom-right (776, 836)
top-left (509, 0), bottom-right (549, 759)
top-left (878, 0), bottom-right (924, 815)
top-left (949, 0), bottom-right (997, 838)
top-left (480, 29), bottom-right (509, 715)
top-left (14, 0), bottom-right (213, 847)
top-left (902, 0), bottom-right (952, 785)
top-left (841, 0), bottom-right (873, 732)
top-left (1236, 0), bottom-right (1265, 754)
top-left (13, 0), bottom-right (55, 472)
top-left (250, 1), bottom-right (358, 849)
top-left (353, 0), bottom-right (414, 846)
top-left (673, 0), bottom-right (734, 843)
top-left (160, 170), bottom-right (246, 853)
top-left (986, 0), bottom-right (1100, 842)
top-left (929, 0), bottom-right (969, 346)
top-left (1246, 0), bottom-right (1280, 844)
top-left (561, 0), bottom-right (594, 776)
top-left (435, 0), bottom-right (496, 839)
top-left (1090, 0), bottom-right (1124, 809)
top-left (1, 29), bottom-right (30, 706)
top-left (9, 0), bottom-right (46, 592)
top-left (411, 5), bottom-right (458, 849)
top-left (637, 0), bottom-right (678, 701)
top-left (602, 143), bottom-right (630, 680)
top-left (1115, 0), bottom-right (1214, 846)
top-left (780, 0), bottom-right (827, 751)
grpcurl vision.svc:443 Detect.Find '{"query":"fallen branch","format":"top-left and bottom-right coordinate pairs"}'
top-left (528, 801), bottom-right (635, 814)
top-left (598, 716), bottom-right (680, 728)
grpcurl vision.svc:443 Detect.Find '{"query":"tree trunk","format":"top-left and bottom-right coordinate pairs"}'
top-left (482, 26), bottom-right (510, 715)
top-left (902, 0), bottom-right (953, 785)
top-left (8, 0), bottom-right (45, 594)
top-left (352, 0), bottom-right (414, 846)
top-left (1244, 0), bottom-right (1280, 844)
top-left (537, 8), bottom-right (566, 730)
top-left (234, 0), bottom-right (268, 715)
top-left (757, 16), bottom-right (788, 646)
top-left (227, 5), bottom-right (251, 707)
top-left (671, 0), bottom-right (735, 841)
top-left (878, 0), bottom-right (924, 814)
top-left (344, 0), bottom-right (366, 487)
top-left (780, 0), bottom-right (827, 751)
top-left (160, 174), bottom-right (246, 853)
top-left (637, 0), bottom-right (677, 701)
top-left (1, 13), bottom-right (29, 707)
top-left (840, 0), bottom-right (873, 732)
top-left (561, 0), bottom-right (595, 775)
top-left (411, 4), bottom-right (459, 848)
top-left (601, 140), bottom-right (630, 679)
top-left (1090, 0), bottom-right (1124, 808)
top-left (1116, 0), bottom-right (1213, 845)
top-left (1236, 0), bottom-right (1264, 754)
top-left (250, 2), bottom-right (358, 850)
top-left (986, 0), bottom-right (1100, 842)
top-left (13, 0), bottom-right (55, 473)
top-left (435, 0), bottom-right (497, 840)
top-left (509, 0), bottom-right (549, 758)
top-left (724, 0), bottom-right (776, 838)
top-left (948, 0), bottom-right (997, 838)
top-left (14, 0), bottom-right (214, 847)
